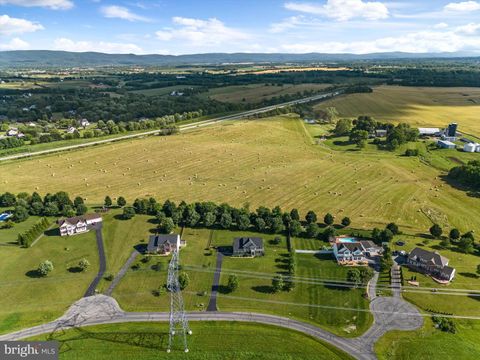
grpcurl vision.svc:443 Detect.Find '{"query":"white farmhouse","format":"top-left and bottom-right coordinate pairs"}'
top-left (58, 214), bottom-right (102, 236)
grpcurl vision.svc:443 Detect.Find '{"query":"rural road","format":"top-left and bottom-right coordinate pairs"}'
top-left (0, 90), bottom-right (342, 162)
top-left (0, 287), bottom-right (423, 360)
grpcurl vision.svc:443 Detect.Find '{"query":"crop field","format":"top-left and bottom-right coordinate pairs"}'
top-left (0, 230), bottom-right (98, 335)
top-left (207, 83), bottom-right (330, 103)
top-left (316, 85), bottom-right (480, 135)
top-left (2, 115), bottom-right (480, 235)
top-left (30, 322), bottom-right (352, 359)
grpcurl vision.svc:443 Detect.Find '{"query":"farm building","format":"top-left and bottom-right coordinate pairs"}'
top-left (407, 247), bottom-right (456, 281)
top-left (418, 128), bottom-right (441, 136)
top-left (464, 143), bottom-right (478, 153)
top-left (437, 140), bottom-right (456, 149)
top-left (147, 234), bottom-right (181, 255)
top-left (232, 237), bottom-right (264, 257)
top-left (375, 129), bottom-right (387, 137)
top-left (58, 214), bottom-right (102, 236)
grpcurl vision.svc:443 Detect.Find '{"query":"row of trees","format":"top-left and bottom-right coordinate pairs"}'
top-left (17, 217), bottom-right (51, 248)
top-left (124, 196), bottom-right (351, 240)
top-left (429, 224), bottom-right (476, 254)
top-left (0, 191), bottom-right (88, 224)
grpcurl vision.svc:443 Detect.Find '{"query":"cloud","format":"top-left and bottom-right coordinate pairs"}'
top-left (53, 37), bottom-right (143, 53)
top-left (433, 22), bottom-right (449, 29)
top-left (455, 22), bottom-right (480, 34)
top-left (0, 37), bottom-right (29, 50)
top-left (269, 16), bottom-right (303, 33)
top-left (0, 0), bottom-right (73, 9)
top-left (101, 5), bottom-right (150, 22)
top-left (285, 0), bottom-right (389, 21)
top-left (444, 1), bottom-right (480, 12)
top-left (279, 28), bottom-right (480, 54)
top-left (0, 14), bottom-right (43, 35)
top-left (155, 17), bottom-right (249, 46)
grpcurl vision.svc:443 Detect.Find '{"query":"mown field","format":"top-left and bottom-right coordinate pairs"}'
top-left (207, 83), bottom-right (330, 103)
top-left (30, 322), bottom-right (352, 360)
top-left (315, 85), bottom-right (480, 135)
top-left (2, 116), bottom-right (479, 235)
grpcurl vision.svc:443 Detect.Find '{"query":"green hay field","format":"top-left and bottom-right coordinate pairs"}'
top-left (1, 115), bottom-right (479, 235)
top-left (315, 85), bottom-right (480, 135)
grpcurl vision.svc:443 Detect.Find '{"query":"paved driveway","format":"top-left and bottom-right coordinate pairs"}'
top-left (84, 223), bottom-right (106, 297)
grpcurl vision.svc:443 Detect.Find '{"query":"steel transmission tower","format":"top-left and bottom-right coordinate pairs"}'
top-left (167, 249), bottom-right (192, 353)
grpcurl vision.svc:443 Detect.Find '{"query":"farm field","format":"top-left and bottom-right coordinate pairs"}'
top-left (0, 230), bottom-right (99, 335)
top-left (29, 322), bottom-right (352, 360)
top-left (315, 85), bottom-right (480, 135)
top-left (375, 319), bottom-right (480, 359)
top-left (207, 83), bottom-right (330, 103)
top-left (2, 116), bottom-right (480, 235)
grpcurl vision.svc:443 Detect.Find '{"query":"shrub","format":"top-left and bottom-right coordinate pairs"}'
top-left (38, 260), bottom-right (54, 276)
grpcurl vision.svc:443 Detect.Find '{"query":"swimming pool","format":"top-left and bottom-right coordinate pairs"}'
top-left (338, 237), bottom-right (357, 243)
top-left (0, 213), bottom-right (12, 221)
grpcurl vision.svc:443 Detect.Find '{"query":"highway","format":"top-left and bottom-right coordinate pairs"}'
top-left (0, 90), bottom-right (342, 162)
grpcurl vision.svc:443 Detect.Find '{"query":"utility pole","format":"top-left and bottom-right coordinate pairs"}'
top-left (167, 249), bottom-right (192, 353)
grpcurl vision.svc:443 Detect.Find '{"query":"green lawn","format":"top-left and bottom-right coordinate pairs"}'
top-left (0, 214), bottom-right (51, 245)
top-left (0, 230), bottom-right (99, 335)
top-left (112, 227), bottom-right (214, 312)
top-left (210, 229), bottom-right (371, 336)
top-left (375, 318), bottom-right (480, 359)
top-left (30, 322), bottom-right (352, 360)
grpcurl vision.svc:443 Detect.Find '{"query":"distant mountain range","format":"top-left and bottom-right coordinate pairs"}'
top-left (0, 50), bottom-right (479, 68)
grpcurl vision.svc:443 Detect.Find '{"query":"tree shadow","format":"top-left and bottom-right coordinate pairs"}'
top-left (252, 285), bottom-right (273, 294)
top-left (134, 243), bottom-right (147, 254)
top-left (44, 228), bottom-right (59, 237)
top-left (217, 246), bottom-right (233, 256)
top-left (68, 266), bottom-right (82, 273)
top-left (113, 214), bottom-right (129, 221)
top-left (440, 174), bottom-right (480, 198)
top-left (147, 218), bottom-right (158, 225)
top-left (217, 285), bottom-right (232, 295)
top-left (25, 270), bottom-right (42, 278)
top-left (459, 272), bottom-right (478, 279)
top-left (314, 253), bottom-right (335, 262)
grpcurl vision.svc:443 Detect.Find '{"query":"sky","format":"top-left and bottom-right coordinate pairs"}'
top-left (1, 0), bottom-right (480, 54)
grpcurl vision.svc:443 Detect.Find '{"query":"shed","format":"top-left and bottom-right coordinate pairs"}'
top-left (464, 143), bottom-right (477, 153)
top-left (437, 140), bottom-right (456, 149)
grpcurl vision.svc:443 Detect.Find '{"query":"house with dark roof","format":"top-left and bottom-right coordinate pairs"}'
top-left (232, 237), bottom-right (264, 257)
top-left (407, 247), bottom-right (456, 281)
top-left (58, 213), bottom-right (102, 236)
top-left (147, 234), bottom-right (181, 255)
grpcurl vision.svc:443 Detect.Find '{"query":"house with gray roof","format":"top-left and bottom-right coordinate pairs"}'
top-left (232, 237), bottom-right (264, 257)
top-left (147, 234), bottom-right (181, 255)
top-left (407, 247), bottom-right (456, 281)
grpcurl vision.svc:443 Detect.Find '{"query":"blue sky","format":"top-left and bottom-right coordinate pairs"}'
top-left (1, 0), bottom-right (480, 54)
